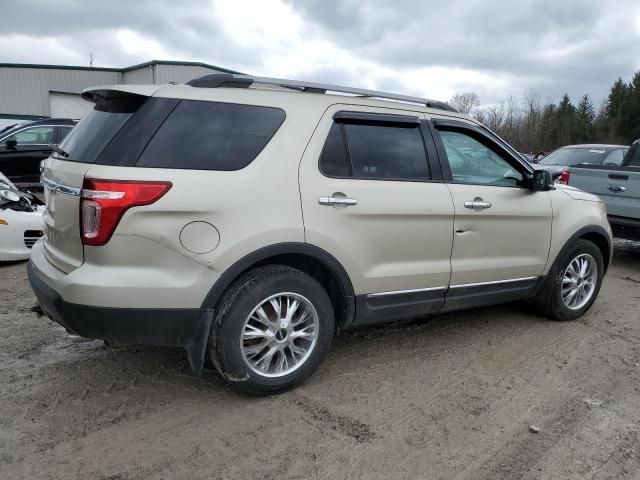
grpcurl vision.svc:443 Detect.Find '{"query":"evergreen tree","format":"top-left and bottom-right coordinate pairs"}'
top-left (606, 78), bottom-right (630, 142)
top-left (628, 72), bottom-right (640, 140)
top-left (575, 94), bottom-right (595, 143)
top-left (556, 93), bottom-right (576, 145)
top-left (538, 103), bottom-right (558, 151)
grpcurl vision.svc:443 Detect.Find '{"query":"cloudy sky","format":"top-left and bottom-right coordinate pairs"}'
top-left (2, 0), bottom-right (639, 106)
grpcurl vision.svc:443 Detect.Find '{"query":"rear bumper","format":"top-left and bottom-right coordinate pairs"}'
top-left (28, 259), bottom-right (213, 373)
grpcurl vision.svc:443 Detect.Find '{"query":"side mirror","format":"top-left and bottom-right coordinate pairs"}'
top-left (5, 138), bottom-right (17, 150)
top-left (531, 170), bottom-right (553, 191)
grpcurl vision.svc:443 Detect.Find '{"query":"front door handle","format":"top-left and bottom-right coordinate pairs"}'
top-left (464, 197), bottom-right (492, 210)
top-left (318, 195), bottom-right (358, 207)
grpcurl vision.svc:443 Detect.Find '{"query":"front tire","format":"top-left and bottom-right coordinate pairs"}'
top-left (209, 265), bottom-right (335, 395)
top-left (535, 239), bottom-right (604, 321)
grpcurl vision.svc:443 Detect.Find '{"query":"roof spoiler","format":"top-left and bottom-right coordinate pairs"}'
top-left (81, 84), bottom-right (162, 103)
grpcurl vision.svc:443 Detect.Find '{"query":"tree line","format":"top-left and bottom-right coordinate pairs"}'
top-left (449, 70), bottom-right (640, 154)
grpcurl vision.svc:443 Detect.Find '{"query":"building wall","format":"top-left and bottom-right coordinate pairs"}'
top-left (153, 64), bottom-right (220, 84)
top-left (0, 62), bottom-right (235, 119)
top-left (0, 67), bottom-right (121, 117)
top-left (122, 65), bottom-right (153, 84)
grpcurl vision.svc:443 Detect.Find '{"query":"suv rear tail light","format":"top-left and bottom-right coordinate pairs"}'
top-left (556, 170), bottom-right (570, 185)
top-left (80, 178), bottom-right (172, 246)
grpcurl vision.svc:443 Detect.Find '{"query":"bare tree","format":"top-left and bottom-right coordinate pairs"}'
top-left (484, 103), bottom-right (506, 131)
top-left (450, 92), bottom-right (480, 114)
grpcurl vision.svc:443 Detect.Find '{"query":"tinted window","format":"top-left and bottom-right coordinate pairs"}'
top-left (440, 130), bottom-right (523, 187)
top-left (626, 143), bottom-right (640, 167)
top-left (57, 95), bottom-right (145, 163)
top-left (320, 120), bottom-right (430, 180)
top-left (58, 126), bottom-right (74, 143)
top-left (137, 100), bottom-right (285, 170)
top-left (319, 123), bottom-right (350, 177)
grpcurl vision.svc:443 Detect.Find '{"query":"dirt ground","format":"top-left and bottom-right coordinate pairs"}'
top-left (1, 241), bottom-right (640, 480)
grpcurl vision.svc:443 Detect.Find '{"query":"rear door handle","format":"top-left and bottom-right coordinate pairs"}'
top-left (608, 173), bottom-right (628, 180)
top-left (318, 196), bottom-right (358, 207)
top-left (464, 198), bottom-right (492, 210)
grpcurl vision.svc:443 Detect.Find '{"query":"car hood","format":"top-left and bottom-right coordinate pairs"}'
top-left (554, 184), bottom-right (603, 203)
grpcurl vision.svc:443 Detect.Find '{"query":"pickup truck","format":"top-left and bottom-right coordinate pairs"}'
top-left (567, 139), bottom-right (640, 241)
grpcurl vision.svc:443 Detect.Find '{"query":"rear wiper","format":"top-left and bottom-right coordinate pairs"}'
top-left (49, 144), bottom-right (69, 158)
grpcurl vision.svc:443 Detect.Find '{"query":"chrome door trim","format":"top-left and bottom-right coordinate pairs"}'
top-left (449, 276), bottom-right (537, 289)
top-left (368, 285), bottom-right (447, 298)
top-left (41, 175), bottom-right (81, 197)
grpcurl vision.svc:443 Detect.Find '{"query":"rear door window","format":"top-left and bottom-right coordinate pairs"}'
top-left (136, 101), bottom-right (285, 170)
top-left (320, 119), bottom-right (430, 180)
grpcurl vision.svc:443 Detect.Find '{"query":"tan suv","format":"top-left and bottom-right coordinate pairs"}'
top-left (29, 74), bottom-right (612, 394)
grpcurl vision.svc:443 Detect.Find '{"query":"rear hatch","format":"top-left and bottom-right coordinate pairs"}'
top-left (41, 85), bottom-right (160, 273)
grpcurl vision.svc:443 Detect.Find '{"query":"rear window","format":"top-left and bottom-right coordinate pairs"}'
top-left (136, 101), bottom-right (285, 170)
top-left (56, 95), bottom-right (145, 163)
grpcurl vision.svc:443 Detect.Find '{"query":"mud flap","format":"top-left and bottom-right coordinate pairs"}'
top-left (185, 309), bottom-right (214, 376)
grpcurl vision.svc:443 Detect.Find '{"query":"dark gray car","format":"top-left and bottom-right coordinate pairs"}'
top-left (0, 118), bottom-right (76, 184)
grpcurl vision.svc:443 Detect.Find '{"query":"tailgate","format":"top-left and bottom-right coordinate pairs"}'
top-left (569, 166), bottom-right (640, 218)
top-left (604, 169), bottom-right (640, 218)
top-left (42, 159), bottom-right (91, 272)
top-left (40, 86), bottom-right (158, 273)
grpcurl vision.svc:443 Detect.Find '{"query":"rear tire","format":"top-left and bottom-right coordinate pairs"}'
top-left (209, 265), bottom-right (334, 395)
top-left (534, 239), bottom-right (604, 321)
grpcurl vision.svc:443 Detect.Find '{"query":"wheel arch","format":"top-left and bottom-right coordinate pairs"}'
top-left (552, 225), bottom-right (612, 274)
top-left (201, 243), bottom-right (356, 329)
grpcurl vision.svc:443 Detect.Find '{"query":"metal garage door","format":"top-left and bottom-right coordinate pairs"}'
top-left (49, 92), bottom-right (92, 119)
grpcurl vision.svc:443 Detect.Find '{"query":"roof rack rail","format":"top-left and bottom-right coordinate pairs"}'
top-left (186, 73), bottom-right (458, 113)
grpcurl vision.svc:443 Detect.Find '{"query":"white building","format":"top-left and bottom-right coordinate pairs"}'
top-left (0, 60), bottom-right (240, 128)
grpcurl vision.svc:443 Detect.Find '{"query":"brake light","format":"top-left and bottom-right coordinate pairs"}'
top-left (557, 170), bottom-right (571, 185)
top-left (80, 178), bottom-right (172, 246)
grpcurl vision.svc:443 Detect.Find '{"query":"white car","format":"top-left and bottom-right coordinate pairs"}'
top-left (0, 172), bottom-right (44, 261)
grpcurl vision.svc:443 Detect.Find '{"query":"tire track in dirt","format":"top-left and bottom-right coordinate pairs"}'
top-left (465, 398), bottom-right (590, 480)
top-left (286, 393), bottom-right (375, 443)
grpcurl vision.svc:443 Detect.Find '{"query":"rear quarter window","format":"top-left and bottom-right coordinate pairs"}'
top-left (136, 100), bottom-right (286, 170)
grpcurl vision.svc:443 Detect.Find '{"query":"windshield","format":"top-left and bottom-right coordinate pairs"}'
top-left (539, 147), bottom-right (614, 166)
